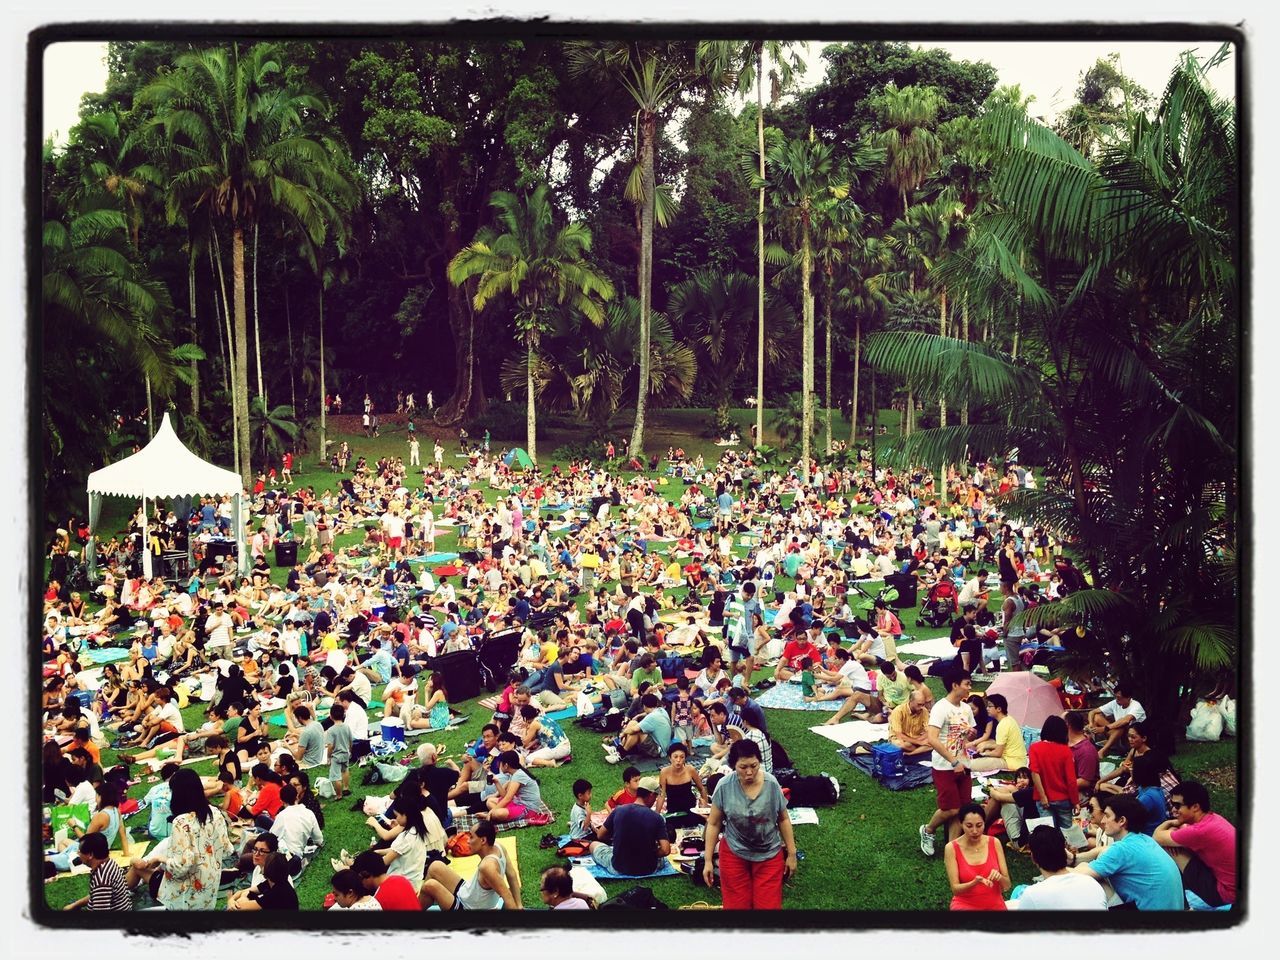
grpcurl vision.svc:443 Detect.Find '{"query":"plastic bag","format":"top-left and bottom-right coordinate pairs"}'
top-left (1185, 700), bottom-right (1224, 742)
top-left (1220, 695), bottom-right (1237, 736)
top-left (362, 794), bottom-right (393, 817)
top-left (569, 865), bottom-right (607, 906)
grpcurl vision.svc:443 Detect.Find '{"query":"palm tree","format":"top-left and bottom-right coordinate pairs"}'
top-left (42, 205), bottom-right (180, 510)
top-left (499, 296), bottom-right (697, 435)
top-left (140, 43), bottom-right (350, 485)
top-left (838, 230), bottom-right (892, 448)
top-left (448, 183), bottom-right (615, 465)
top-left (667, 268), bottom-right (797, 429)
top-left (697, 40), bottom-right (805, 450)
top-left (249, 396), bottom-right (300, 465)
top-left (760, 128), bottom-right (838, 482)
top-left (866, 48), bottom-right (1238, 745)
top-left (65, 105), bottom-right (167, 434)
top-left (870, 84), bottom-right (944, 218)
top-left (568, 42), bottom-right (702, 458)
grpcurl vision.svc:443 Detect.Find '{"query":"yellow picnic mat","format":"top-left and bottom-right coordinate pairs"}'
top-left (52, 835), bottom-right (149, 880)
top-left (446, 835), bottom-right (519, 882)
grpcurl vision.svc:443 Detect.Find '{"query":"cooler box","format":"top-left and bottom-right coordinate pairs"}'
top-left (871, 742), bottom-right (905, 779)
top-left (380, 718), bottom-right (406, 745)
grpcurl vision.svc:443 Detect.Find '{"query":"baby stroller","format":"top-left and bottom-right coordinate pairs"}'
top-left (918, 579), bottom-right (959, 628)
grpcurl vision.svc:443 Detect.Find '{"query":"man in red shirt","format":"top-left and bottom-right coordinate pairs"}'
top-left (1153, 780), bottom-right (1236, 908)
top-left (351, 850), bottom-right (422, 910)
top-left (776, 624), bottom-right (826, 683)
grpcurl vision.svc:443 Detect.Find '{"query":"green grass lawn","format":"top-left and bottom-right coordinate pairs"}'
top-left (44, 416), bottom-right (1239, 912)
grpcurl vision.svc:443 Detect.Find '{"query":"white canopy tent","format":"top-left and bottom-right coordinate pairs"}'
top-left (85, 412), bottom-right (247, 581)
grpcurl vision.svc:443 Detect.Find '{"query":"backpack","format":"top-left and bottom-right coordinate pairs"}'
top-left (446, 832), bottom-right (473, 858)
top-left (777, 772), bottom-right (840, 807)
top-left (768, 738), bottom-right (793, 772)
top-left (599, 885), bottom-right (669, 910)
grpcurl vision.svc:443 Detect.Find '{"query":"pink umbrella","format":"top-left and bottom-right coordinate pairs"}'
top-left (984, 672), bottom-right (1064, 730)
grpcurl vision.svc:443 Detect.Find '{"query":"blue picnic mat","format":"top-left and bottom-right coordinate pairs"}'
top-left (84, 647), bottom-right (131, 664)
top-left (570, 856), bottom-right (683, 881)
top-left (406, 552), bottom-right (460, 565)
top-left (546, 706), bottom-right (578, 723)
top-left (838, 749), bottom-right (934, 790)
top-left (754, 682), bottom-right (841, 711)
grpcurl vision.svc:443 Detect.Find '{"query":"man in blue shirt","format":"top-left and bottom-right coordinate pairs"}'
top-left (1073, 795), bottom-right (1184, 909)
top-left (607, 693), bottom-right (673, 763)
top-left (588, 777), bottom-right (671, 875)
top-left (512, 591), bottom-right (532, 623)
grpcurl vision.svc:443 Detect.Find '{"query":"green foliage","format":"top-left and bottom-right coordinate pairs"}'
top-left (466, 400), bottom-right (543, 443)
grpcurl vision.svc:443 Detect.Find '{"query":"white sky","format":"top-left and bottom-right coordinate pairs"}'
top-left (41, 36), bottom-right (1236, 149)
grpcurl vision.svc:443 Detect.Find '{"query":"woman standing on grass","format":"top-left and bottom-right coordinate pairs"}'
top-left (945, 803), bottom-right (1010, 910)
top-left (702, 739), bottom-right (797, 910)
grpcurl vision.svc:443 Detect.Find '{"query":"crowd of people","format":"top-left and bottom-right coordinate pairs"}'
top-left (40, 434), bottom-right (1234, 914)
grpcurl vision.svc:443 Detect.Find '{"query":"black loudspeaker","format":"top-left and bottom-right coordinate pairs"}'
top-left (476, 629), bottom-right (522, 690)
top-left (427, 650), bottom-right (482, 703)
top-left (885, 572), bottom-right (918, 609)
top-left (274, 541), bottom-right (299, 566)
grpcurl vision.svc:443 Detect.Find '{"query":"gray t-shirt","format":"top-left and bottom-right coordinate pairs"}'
top-left (499, 768), bottom-right (542, 808)
top-left (710, 772), bottom-right (786, 862)
top-left (297, 720), bottom-right (326, 766)
top-left (324, 721), bottom-right (352, 763)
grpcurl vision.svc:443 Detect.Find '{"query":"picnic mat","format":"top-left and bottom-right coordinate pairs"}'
top-left (406, 552), bottom-right (460, 565)
top-left (807, 720), bottom-right (891, 748)
top-left (450, 797), bottom-right (556, 836)
top-left (403, 713), bottom-right (471, 736)
top-left (754, 683), bottom-right (841, 711)
top-left (837, 749), bottom-right (934, 790)
top-left (51, 837), bottom-right (149, 880)
top-left (570, 854), bottom-right (683, 881)
top-left (787, 807), bottom-right (820, 826)
top-left (477, 696), bottom-right (500, 711)
top-left (898, 635), bottom-right (1005, 660)
top-left (446, 835), bottom-right (519, 882)
top-left (84, 647), bottom-right (132, 664)
top-left (545, 706), bottom-right (578, 723)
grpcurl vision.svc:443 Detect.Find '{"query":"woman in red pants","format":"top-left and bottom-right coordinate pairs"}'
top-left (702, 739), bottom-right (798, 909)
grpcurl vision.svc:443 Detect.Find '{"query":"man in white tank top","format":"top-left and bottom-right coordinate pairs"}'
top-left (417, 821), bottom-right (522, 910)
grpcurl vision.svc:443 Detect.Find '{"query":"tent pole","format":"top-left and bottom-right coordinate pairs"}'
top-left (86, 492), bottom-right (95, 581)
top-left (142, 496), bottom-right (152, 580)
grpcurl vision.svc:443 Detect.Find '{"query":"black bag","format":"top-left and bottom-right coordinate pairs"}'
top-left (600, 885), bottom-right (669, 909)
top-left (777, 771), bottom-right (840, 807)
top-left (578, 708), bottom-right (624, 733)
top-left (769, 738), bottom-right (793, 772)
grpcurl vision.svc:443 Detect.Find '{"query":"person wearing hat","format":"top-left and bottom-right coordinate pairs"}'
top-left (588, 775), bottom-right (670, 876)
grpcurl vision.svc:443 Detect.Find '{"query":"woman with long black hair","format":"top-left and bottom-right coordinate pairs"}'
top-left (155, 768), bottom-right (233, 909)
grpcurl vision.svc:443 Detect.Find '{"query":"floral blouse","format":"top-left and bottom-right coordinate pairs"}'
top-left (157, 811), bottom-right (233, 910)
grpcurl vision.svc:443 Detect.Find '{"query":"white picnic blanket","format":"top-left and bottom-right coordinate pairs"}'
top-left (807, 720), bottom-right (891, 748)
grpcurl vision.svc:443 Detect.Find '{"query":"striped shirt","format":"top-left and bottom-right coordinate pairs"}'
top-left (88, 858), bottom-right (132, 911)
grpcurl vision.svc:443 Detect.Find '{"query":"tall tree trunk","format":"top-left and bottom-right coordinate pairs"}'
top-left (755, 47), bottom-right (766, 451)
top-left (960, 298), bottom-right (970, 427)
top-left (800, 208), bottom-right (814, 482)
top-left (188, 250), bottom-right (199, 416)
top-left (145, 376), bottom-right (154, 438)
top-left (232, 225), bottom-right (252, 487)
top-left (318, 277), bottom-right (326, 465)
top-left (905, 387), bottom-right (914, 437)
top-left (211, 230), bottom-right (238, 475)
top-left (438, 281), bottom-right (487, 424)
top-left (869, 369), bottom-right (877, 477)
top-left (938, 286), bottom-right (948, 429)
top-left (285, 277), bottom-right (296, 414)
top-left (252, 222), bottom-right (266, 410)
top-left (526, 341), bottom-right (538, 465)
top-left (629, 109), bottom-right (657, 458)
top-left (824, 266), bottom-right (833, 456)
top-left (849, 314), bottom-right (861, 447)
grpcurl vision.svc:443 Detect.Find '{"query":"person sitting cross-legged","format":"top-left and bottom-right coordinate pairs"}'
top-left (887, 690), bottom-right (933, 757)
top-left (603, 693), bottom-right (673, 765)
top-left (418, 820), bottom-right (522, 910)
top-left (1152, 779), bottom-right (1236, 909)
top-left (588, 776), bottom-right (670, 876)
